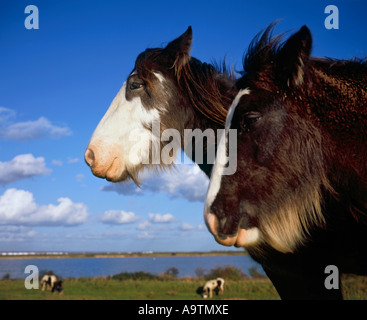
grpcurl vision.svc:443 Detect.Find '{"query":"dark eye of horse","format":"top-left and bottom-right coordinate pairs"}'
top-left (129, 81), bottom-right (144, 90)
top-left (241, 112), bottom-right (261, 132)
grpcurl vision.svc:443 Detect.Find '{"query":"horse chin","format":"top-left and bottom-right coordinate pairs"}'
top-left (106, 166), bottom-right (142, 187)
top-left (105, 171), bottom-right (129, 182)
top-left (105, 158), bottom-right (123, 181)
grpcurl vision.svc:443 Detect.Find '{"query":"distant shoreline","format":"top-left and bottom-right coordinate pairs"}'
top-left (0, 250), bottom-right (247, 259)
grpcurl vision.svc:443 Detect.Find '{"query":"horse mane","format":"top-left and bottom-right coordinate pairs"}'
top-left (242, 21), bottom-right (284, 76)
top-left (134, 48), bottom-right (237, 125)
top-left (242, 22), bottom-right (367, 81)
top-left (178, 58), bottom-right (236, 124)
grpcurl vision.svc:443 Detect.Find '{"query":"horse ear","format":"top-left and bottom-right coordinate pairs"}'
top-left (164, 26), bottom-right (193, 77)
top-left (276, 25), bottom-right (312, 87)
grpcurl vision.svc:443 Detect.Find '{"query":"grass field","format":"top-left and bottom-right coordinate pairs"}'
top-left (1, 274), bottom-right (366, 300)
top-left (0, 277), bottom-right (279, 300)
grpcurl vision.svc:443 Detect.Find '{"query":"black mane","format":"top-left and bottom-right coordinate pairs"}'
top-left (242, 22), bottom-right (283, 76)
top-left (242, 22), bottom-right (367, 82)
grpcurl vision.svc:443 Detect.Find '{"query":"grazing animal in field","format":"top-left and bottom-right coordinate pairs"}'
top-left (205, 24), bottom-right (367, 299)
top-left (85, 26), bottom-right (237, 183)
top-left (41, 275), bottom-right (58, 291)
top-left (51, 280), bottom-right (63, 293)
top-left (203, 277), bottom-right (225, 299)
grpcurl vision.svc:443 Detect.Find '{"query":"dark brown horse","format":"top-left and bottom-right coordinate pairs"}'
top-left (205, 24), bottom-right (367, 299)
top-left (85, 27), bottom-right (237, 183)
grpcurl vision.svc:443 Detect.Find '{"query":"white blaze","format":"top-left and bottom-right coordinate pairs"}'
top-left (205, 88), bottom-right (261, 248)
top-left (88, 82), bottom-right (160, 172)
top-left (206, 88), bottom-right (250, 207)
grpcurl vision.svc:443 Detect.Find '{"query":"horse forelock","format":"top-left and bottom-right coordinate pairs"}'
top-left (242, 22), bottom-right (283, 77)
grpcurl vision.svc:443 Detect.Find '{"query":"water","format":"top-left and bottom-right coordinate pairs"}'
top-left (0, 255), bottom-right (264, 279)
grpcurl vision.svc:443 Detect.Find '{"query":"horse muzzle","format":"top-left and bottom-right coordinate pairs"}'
top-left (84, 144), bottom-right (127, 182)
top-left (204, 204), bottom-right (261, 248)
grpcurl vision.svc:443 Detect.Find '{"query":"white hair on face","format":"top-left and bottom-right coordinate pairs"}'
top-left (206, 88), bottom-right (250, 208)
top-left (153, 72), bottom-right (165, 83)
top-left (88, 82), bottom-right (160, 179)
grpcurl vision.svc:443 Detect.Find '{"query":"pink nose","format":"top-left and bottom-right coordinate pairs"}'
top-left (84, 148), bottom-right (95, 167)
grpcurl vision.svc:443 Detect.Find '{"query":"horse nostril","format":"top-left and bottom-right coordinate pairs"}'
top-left (85, 148), bottom-right (95, 167)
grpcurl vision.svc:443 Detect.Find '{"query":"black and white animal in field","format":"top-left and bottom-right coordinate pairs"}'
top-left (203, 277), bottom-right (225, 299)
top-left (51, 280), bottom-right (63, 293)
top-left (41, 275), bottom-right (58, 291)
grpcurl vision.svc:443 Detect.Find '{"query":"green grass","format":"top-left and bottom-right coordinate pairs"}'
top-left (0, 277), bottom-right (279, 300)
top-left (1, 274), bottom-right (366, 300)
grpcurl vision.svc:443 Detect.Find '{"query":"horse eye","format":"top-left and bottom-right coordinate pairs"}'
top-left (241, 112), bottom-right (261, 132)
top-left (129, 81), bottom-right (144, 90)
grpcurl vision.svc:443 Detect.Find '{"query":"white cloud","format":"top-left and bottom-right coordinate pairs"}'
top-left (137, 231), bottom-right (155, 239)
top-left (148, 213), bottom-right (175, 223)
top-left (102, 164), bottom-right (209, 202)
top-left (76, 174), bottom-right (84, 182)
top-left (137, 220), bottom-right (152, 230)
top-left (0, 188), bottom-right (89, 226)
top-left (0, 225), bottom-right (38, 243)
top-left (180, 223), bottom-right (195, 230)
top-left (0, 108), bottom-right (72, 141)
top-left (52, 160), bottom-right (63, 166)
top-left (67, 157), bottom-right (80, 164)
top-left (0, 154), bottom-right (51, 184)
top-left (180, 223), bottom-right (205, 231)
top-left (0, 107), bottom-right (16, 123)
top-left (100, 210), bottom-right (139, 225)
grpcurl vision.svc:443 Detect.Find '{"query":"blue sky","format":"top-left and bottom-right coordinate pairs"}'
top-left (1, 0), bottom-right (366, 252)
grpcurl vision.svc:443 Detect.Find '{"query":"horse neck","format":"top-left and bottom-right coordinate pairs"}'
top-left (186, 116), bottom-right (224, 177)
top-left (174, 61), bottom-right (236, 177)
top-left (313, 61), bottom-right (367, 108)
top-left (305, 61), bottom-right (367, 181)
top-left (181, 87), bottom-right (234, 177)
top-left (305, 61), bottom-right (367, 136)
